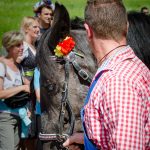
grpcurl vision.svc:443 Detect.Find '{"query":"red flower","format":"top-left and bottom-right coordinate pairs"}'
top-left (59, 37), bottom-right (75, 54)
top-left (54, 36), bottom-right (75, 57)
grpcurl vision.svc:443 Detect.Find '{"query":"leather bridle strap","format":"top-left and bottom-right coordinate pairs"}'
top-left (59, 60), bottom-right (75, 136)
top-left (39, 133), bottom-right (69, 150)
top-left (71, 60), bottom-right (92, 85)
top-left (39, 133), bottom-right (69, 142)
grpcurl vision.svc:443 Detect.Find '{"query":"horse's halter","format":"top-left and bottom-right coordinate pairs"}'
top-left (39, 58), bottom-right (74, 150)
top-left (39, 51), bottom-right (92, 149)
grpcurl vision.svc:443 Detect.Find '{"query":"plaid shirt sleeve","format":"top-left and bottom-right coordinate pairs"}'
top-left (84, 65), bottom-right (150, 149)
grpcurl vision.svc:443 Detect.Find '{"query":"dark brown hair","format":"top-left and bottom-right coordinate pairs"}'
top-left (34, 4), bottom-right (53, 14)
top-left (84, 0), bottom-right (127, 41)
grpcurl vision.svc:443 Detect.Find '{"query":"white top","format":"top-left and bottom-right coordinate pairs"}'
top-left (0, 62), bottom-right (22, 89)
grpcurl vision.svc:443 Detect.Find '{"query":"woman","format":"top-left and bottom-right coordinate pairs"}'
top-left (0, 31), bottom-right (30, 150)
top-left (18, 16), bottom-right (40, 150)
top-left (18, 16), bottom-right (40, 81)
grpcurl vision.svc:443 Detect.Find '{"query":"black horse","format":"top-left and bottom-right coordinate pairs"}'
top-left (36, 3), bottom-right (97, 150)
top-left (127, 11), bottom-right (150, 69)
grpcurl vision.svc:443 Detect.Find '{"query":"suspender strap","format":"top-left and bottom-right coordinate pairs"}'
top-left (81, 71), bottom-right (104, 150)
top-left (84, 71), bottom-right (103, 106)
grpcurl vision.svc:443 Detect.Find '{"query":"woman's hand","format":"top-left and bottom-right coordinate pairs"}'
top-left (23, 85), bottom-right (30, 93)
top-left (63, 133), bottom-right (84, 150)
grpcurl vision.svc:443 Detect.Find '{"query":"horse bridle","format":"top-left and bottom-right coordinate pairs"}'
top-left (39, 52), bottom-right (92, 149)
top-left (39, 133), bottom-right (69, 149)
top-left (59, 59), bottom-right (75, 136)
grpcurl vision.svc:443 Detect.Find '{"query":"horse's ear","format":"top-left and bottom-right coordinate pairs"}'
top-left (47, 2), bottom-right (70, 52)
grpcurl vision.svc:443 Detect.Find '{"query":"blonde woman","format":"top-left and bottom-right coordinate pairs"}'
top-left (18, 16), bottom-right (40, 150)
top-left (18, 16), bottom-right (40, 81)
top-left (0, 31), bottom-right (30, 150)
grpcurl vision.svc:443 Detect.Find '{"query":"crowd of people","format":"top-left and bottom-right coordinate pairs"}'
top-left (0, 0), bottom-right (150, 150)
top-left (0, 0), bottom-right (54, 150)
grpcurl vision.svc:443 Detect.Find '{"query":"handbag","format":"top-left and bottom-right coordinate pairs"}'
top-left (4, 91), bottom-right (30, 108)
top-left (1, 62), bottom-right (30, 108)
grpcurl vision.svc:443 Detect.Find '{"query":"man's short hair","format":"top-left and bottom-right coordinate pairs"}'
top-left (34, 4), bottom-right (53, 15)
top-left (84, 0), bottom-right (127, 41)
top-left (141, 7), bottom-right (149, 15)
top-left (141, 7), bottom-right (148, 12)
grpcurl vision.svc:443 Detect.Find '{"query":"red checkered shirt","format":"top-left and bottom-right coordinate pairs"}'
top-left (84, 46), bottom-right (150, 150)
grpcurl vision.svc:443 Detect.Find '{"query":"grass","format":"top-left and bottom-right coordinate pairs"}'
top-left (124, 0), bottom-right (150, 11)
top-left (0, 0), bottom-right (150, 53)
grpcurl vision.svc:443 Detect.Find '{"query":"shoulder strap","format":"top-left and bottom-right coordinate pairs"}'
top-left (0, 60), bottom-right (12, 80)
top-left (17, 63), bottom-right (25, 85)
top-left (84, 71), bottom-right (103, 106)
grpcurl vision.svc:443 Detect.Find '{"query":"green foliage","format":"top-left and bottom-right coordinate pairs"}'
top-left (0, 0), bottom-right (150, 51)
top-left (0, 0), bottom-right (35, 51)
top-left (124, 0), bottom-right (150, 11)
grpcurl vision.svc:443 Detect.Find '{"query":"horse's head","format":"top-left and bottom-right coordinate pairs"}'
top-left (36, 2), bottom-right (97, 149)
top-left (36, 3), bottom-right (74, 138)
top-left (37, 2), bottom-right (71, 112)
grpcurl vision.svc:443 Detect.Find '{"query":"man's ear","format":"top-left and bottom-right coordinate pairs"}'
top-left (84, 23), bottom-right (93, 39)
top-left (37, 13), bottom-right (41, 18)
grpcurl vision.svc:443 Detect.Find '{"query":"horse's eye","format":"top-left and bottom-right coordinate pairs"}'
top-left (47, 84), bottom-right (54, 91)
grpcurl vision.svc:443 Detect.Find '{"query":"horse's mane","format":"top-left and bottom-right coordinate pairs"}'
top-left (127, 11), bottom-right (150, 69)
top-left (71, 17), bottom-right (85, 30)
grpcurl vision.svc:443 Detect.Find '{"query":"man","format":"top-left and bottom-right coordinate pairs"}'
top-left (34, 4), bottom-right (54, 33)
top-left (141, 6), bottom-right (149, 15)
top-left (63, 0), bottom-right (150, 149)
top-left (33, 2), bottom-right (54, 49)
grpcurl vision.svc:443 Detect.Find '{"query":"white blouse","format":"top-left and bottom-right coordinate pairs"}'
top-left (0, 63), bottom-right (22, 89)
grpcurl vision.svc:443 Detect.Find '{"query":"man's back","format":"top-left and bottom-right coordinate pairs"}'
top-left (84, 46), bottom-right (150, 149)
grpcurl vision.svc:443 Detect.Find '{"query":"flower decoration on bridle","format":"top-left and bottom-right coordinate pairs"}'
top-left (54, 36), bottom-right (75, 57)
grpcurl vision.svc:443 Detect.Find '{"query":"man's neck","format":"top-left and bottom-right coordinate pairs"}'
top-left (93, 38), bottom-right (127, 66)
top-left (39, 22), bottom-right (50, 30)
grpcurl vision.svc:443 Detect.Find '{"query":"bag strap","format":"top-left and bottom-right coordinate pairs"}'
top-left (17, 63), bottom-right (25, 85)
top-left (0, 60), bottom-right (12, 81)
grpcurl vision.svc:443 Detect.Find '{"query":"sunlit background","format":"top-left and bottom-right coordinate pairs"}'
top-left (0, 0), bottom-right (150, 50)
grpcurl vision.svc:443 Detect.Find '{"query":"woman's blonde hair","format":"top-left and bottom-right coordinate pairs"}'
top-left (20, 16), bottom-right (38, 35)
top-left (2, 31), bottom-right (24, 51)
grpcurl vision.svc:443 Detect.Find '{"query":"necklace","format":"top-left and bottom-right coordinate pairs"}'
top-left (98, 45), bottom-right (127, 65)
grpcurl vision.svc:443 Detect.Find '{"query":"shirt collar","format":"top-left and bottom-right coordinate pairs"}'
top-left (94, 45), bottom-right (135, 80)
